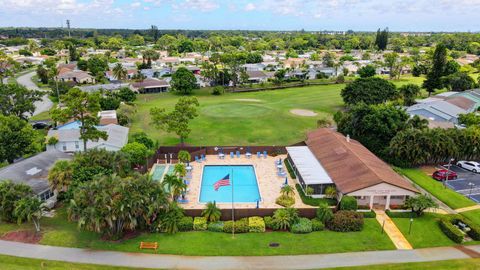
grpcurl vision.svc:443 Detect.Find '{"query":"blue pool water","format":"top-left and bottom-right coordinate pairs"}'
top-left (200, 165), bottom-right (261, 203)
top-left (151, 164), bottom-right (167, 181)
top-left (57, 121), bottom-right (82, 130)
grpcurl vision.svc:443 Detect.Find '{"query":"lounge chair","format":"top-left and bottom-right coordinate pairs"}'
top-left (236, 151), bottom-right (241, 158)
top-left (178, 199), bottom-right (189, 204)
top-left (277, 171), bottom-right (287, 177)
top-left (230, 152), bottom-right (234, 158)
top-left (246, 152), bottom-right (252, 159)
top-left (218, 152), bottom-right (225, 159)
top-left (263, 151), bottom-right (268, 158)
top-left (201, 154), bottom-right (206, 161)
top-left (257, 152), bottom-right (261, 158)
top-left (195, 156), bottom-right (201, 163)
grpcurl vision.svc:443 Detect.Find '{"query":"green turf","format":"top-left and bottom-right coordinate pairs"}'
top-left (0, 254), bottom-right (152, 270)
top-left (461, 209), bottom-right (480, 227)
top-left (324, 258), bottom-right (480, 270)
top-left (395, 168), bottom-right (476, 210)
top-left (1, 208), bottom-right (395, 256)
top-left (391, 213), bottom-right (456, 248)
top-left (130, 76), bottom-right (423, 146)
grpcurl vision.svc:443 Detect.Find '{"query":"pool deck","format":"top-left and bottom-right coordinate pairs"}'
top-left (156, 154), bottom-right (310, 209)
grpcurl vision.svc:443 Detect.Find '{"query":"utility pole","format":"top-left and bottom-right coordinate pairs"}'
top-left (66, 20), bottom-right (71, 38)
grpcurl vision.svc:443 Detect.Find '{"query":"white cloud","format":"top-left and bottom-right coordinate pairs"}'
top-left (172, 0), bottom-right (219, 12)
top-left (244, 3), bottom-right (256, 11)
top-left (131, 2), bottom-right (142, 8)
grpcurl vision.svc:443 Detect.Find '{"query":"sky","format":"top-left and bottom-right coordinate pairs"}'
top-left (0, 0), bottom-right (479, 32)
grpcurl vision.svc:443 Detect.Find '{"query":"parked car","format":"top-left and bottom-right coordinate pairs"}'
top-left (456, 161), bottom-right (480, 173)
top-left (432, 169), bottom-right (458, 181)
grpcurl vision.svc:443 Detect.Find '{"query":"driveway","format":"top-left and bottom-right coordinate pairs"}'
top-left (16, 71), bottom-right (53, 116)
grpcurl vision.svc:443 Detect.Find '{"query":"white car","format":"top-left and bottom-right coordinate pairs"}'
top-left (457, 161), bottom-right (480, 173)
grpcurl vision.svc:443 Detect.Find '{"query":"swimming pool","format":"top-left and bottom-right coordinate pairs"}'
top-left (200, 165), bottom-right (261, 203)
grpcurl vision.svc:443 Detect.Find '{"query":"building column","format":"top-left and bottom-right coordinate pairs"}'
top-left (369, 195), bottom-right (374, 209)
top-left (385, 195), bottom-right (391, 210)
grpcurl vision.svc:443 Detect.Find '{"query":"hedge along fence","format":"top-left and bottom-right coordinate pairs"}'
top-left (184, 208), bottom-right (317, 220)
top-left (438, 217), bottom-right (464, 243)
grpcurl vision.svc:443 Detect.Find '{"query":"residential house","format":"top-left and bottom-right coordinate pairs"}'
top-left (0, 150), bottom-right (73, 208)
top-left (286, 128), bottom-right (419, 209)
top-left (130, 78), bottom-right (170, 93)
top-left (78, 83), bottom-right (130, 93)
top-left (407, 100), bottom-right (466, 124)
top-left (46, 124), bottom-right (129, 153)
top-left (98, 110), bottom-right (118, 125)
top-left (283, 58), bottom-right (306, 69)
top-left (56, 70), bottom-right (95, 84)
top-left (106, 69), bottom-right (137, 81)
top-left (246, 70), bottom-right (269, 83)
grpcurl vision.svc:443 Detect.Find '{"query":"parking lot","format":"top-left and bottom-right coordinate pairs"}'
top-left (442, 165), bottom-right (480, 203)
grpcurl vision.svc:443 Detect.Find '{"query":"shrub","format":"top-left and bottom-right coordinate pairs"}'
top-left (273, 208), bottom-right (299, 230)
top-left (207, 221), bottom-right (224, 232)
top-left (291, 218), bottom-right (313, 234)
top-left (193, 217), bottom-right (207, 231)
top-left (386, 210), bottom-right (416, 218)
top-left (223, 218), bottom-right (249, 233)
top-left (264, 216), bottom-right (275, 230)
top-left (438, 218), bottom-right (464, 243)
top-left (284, 160), bottom-right (296, 179)
top-left (311, 219), bottom-right (325, 231)
top-left (295, 184), bottom-right (336, 207)
top-left (178, 216), bottom-right (193, 231)
top-left (223, 220), bottom-right (234, 233)
top-left (339, 196), bottom-right (357, 211)
top-left (361, 210), bottom-right (376, 218)
top-left (248, 216), bottom-right (266, 232)
top-left (328, 211), bottom-right (364, 232)
top-left (450, 215), bottom-right (480, 241)
top-left (316, 203), bottom-right (334, 223)
top-left (276, 194), bottom-right (295, 207)
top-left (211, 86), bottom-right (224, 95)
top-left (235, 218), bottom-right (249, 233)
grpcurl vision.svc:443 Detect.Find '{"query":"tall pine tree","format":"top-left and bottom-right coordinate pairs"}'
top-left (422, 43), bottom-right (447, 96)
top-left (375, 28), bottom-right (389, 51)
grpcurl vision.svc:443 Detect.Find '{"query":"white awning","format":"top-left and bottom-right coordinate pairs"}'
top-left (286, 146), bottom-right (333, 185)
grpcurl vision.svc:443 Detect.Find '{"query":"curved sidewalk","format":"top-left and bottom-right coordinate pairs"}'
top-left (0, 240), bottom-right (478, 270)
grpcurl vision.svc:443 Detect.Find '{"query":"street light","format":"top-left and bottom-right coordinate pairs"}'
top-left (444, 158), bottom-right (455, 188)
top-left (409, 218), bottom-right (414, 235)
top-left (468, 182), bottom-right (475, 198)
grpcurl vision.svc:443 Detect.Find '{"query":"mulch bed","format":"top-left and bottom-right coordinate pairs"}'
top-left (1, 230), bottom-right (42, 244)
top-left (100, 230), bottom-right (141, 243)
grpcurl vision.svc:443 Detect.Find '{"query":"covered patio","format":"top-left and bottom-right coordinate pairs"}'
top-left (286, 146), bottom-right (335, 198)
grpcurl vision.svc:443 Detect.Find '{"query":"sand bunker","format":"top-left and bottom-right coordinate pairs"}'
top-left (290, 109), bottom-right (318, 117)
top-left (234, 99), bottom-right (262, 102)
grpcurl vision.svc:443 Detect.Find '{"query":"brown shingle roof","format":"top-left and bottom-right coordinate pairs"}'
top-left (131, 78), bottom-right (169, 89)
top-left (445, 96), bottom-right (475, 111)
top-left (305, 128), bottom-right (418, 194)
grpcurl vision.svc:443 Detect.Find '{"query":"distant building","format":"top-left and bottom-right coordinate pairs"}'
top-left (56, 70), bottom-right (95, 84)
top-left (246, 70), bottom-right (269, 83)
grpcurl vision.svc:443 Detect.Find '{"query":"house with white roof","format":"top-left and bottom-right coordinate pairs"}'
top-left (46, 124), bottom-right (129, 153)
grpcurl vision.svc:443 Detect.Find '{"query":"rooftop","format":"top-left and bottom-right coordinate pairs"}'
top-left (286, 146), bottom-right (333, 185)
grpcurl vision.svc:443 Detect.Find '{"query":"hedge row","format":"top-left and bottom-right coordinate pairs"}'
top-left (438, 218), bottom-right (464, 243)
top-left (284, 159), bottom-right (296, 179)
top-left (449, 215), bottom-right (480, 241)
top-left (295, 184), bottom-right (336, 206)
top-left (386, 210), bottom-right (416, 218)
top-left (361, 210), bottom-right (376, 218)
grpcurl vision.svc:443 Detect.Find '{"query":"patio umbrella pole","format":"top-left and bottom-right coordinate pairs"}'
top-left (231, 169), bottom-right (235, 239)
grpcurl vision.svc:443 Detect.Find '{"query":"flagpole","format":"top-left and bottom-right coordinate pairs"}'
top-left (231, 169), bottom-right (235, 239)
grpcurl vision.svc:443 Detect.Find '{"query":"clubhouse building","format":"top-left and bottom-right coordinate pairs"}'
top-left (286, 128), bottom-right (419, 210)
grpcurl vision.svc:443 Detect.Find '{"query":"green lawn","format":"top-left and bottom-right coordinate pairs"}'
top-left (461, 209), bottom-right (480, 227)
top-left (396, 168), bottom-right (476, 210)
top-left (391, 213), bottom-right (456, 248)
top-left (1, 208), bottom-right (395, 256)
top-left (130, 76), bottom-right (423, 146)
top-left (0, 254), bottom-right (151, 270)
top-left (325, 259), bottom-right (480, 270)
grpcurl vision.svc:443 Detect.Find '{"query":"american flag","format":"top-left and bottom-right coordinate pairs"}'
top-left (214, 174), bottom-right (230, 191)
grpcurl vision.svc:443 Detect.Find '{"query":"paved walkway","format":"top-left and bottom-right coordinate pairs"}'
top-left (456, 205), bottom-right (480, 213)
top-left (375, 210), bottom-right (413, 250)
top-left (0, 240), bottom-right (478, 270)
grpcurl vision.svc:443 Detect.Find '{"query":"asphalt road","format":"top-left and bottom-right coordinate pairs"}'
top-left (16, 71), bottom-right (53, 116)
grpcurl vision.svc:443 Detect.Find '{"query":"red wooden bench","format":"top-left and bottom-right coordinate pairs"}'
top-left (139, 242), bottom-right (158, 251)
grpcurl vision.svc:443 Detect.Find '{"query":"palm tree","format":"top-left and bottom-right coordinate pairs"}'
top-left (48, 160), bottom-right (73, 192)
top-left (159, 201), bottom-right (184, 234)
top-left (162, 174), bottom-right (186, 201)
top-left (112, 63), bottom-right (127, 81)
top-left (280, 185), bottom-right (295, 197)
top-left (14, 196), bottom-right (46, 233)
top-left (325, 186), bottom-right (337, 199)
top-left (201, 201), bottom-right (221, 222)
top-left (177, 150), bottom-right (191, 163)
top-left (273, 207), bottom-right (298, 230)
top-left (174, 163), bottom-right (186, 178)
